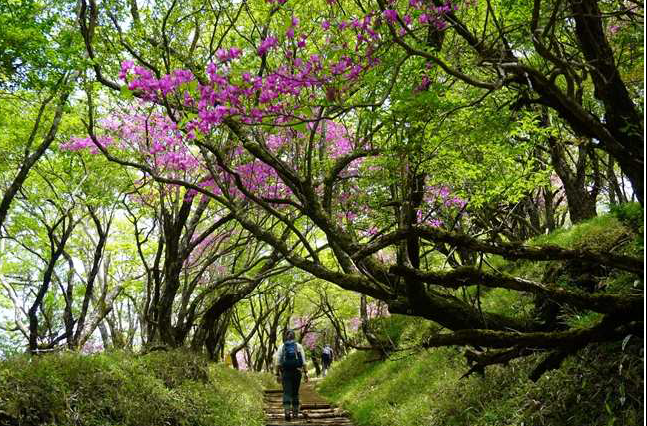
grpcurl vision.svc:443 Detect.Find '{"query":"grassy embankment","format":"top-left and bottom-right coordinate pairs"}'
top-left (319, 206), bottom-right (644, 426)
top-left (0, 349), bottom-right (267, 426)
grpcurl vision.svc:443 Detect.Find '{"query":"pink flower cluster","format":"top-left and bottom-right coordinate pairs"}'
top-left (347, 316), bottom-right (361, 332)
top-left (184, 231), bottom-right (234, 270)
top-left (414, 184), bottom-right (468, 228)
top-left (116, 9), bottom-right (385, 133)
top-left (321, 121), bottom-right (354, 159)
top-left (76, 6), bottom-right (476, 228)
top-left (216, 47), bottom-right (243, 62)
top-left (61, 111), bottom-right (202, 183)
top-left (81, 339), bottom-right (104, 354)
top-left (235, 351), bottom-right (249, 369)
top-left (235, 159), bottom-right (294, 199)
top-left (302, 331), bottom-right (320, 350)
top-left (393, 0), bottom-right (460, 32)
top-left (258, 37), bottom-right (278, 55)
top-left (60, 135), bottom-right (114, 154)
top-left (120, 63), bottom-right (194, 99)
top-left (346, 302), bottom-right (390, 333)
top-left (383, 9), bottom-right (398, 22)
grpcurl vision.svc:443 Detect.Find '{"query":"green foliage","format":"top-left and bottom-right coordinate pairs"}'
top-left (253, 370), bottom-right (279, 390)
top-left (0, 0), bottom-right (81, 88)
top-left (368, 314), bottom-right (430, 349)
top-left (478, 287), bottom-right (535, 320)
top-left (0, 0), bottom-right (51, 86)
top-left (609, 202), bottom-right (643, 234)
top-left (320, 346), bottom-right (472, 426)
top-left (139, 349), bottom-right (210, 388)
top-left (0, 350), bottom-right (265, 426)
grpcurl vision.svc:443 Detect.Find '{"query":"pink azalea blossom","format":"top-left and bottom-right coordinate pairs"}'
top-left (258, 36), bottom-right (278, 55)
top-left (119, 60), bottom-right (134, 79)
top-left (383, 9), bottom-right (398, 23)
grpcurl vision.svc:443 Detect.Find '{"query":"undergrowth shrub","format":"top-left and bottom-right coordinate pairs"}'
top-left (140, 349), bottom-right (209, 387)
top-left (0, 350), bottom-right (265, 426)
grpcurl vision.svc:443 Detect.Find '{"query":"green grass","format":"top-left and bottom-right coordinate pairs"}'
top-left (320, 338), bottom-right (643, 426)
top-left (0, 350), bottom-right (266, 426)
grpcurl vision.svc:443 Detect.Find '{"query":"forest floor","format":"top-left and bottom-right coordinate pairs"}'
top-left (264, 379), bottom-right (353, 426)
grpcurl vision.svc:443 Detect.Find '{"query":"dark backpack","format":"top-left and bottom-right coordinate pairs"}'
top-left (280, 341), bottom-right (303, 370)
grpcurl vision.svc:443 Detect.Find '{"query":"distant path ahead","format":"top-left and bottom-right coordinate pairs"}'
top-left (264, 380), bottom-right (353, 426)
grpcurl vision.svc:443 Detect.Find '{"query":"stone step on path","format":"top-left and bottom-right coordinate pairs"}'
top-left (264, 381), bottom-right (354, 426)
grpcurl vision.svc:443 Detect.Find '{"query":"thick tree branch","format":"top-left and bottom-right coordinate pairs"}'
top-left (352, 226), bottom-right (643, 274)
top-left (390, 265), bottom-right (642, 319)
top-left (422, 316), bottom-right (640, 349)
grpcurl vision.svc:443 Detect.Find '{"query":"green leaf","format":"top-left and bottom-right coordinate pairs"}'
top-left (120, 85), bottom-right (134, 100)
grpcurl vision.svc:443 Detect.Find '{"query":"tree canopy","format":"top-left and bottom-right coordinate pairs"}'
top-left (0, 0), bottom-right (642, 382)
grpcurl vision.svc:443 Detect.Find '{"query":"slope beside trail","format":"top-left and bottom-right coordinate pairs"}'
top-left (264, 380), bottom-right (354, 426)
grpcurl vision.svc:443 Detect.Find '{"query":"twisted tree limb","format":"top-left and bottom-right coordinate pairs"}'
top-left (352, 226), bottom-right (643, 274)
top-left (390, 264), bottom-right (642, 319)
top-left (422, 316), bottom-right (641, 350)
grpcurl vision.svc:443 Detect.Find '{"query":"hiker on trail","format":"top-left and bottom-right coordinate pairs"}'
top-left (321, 344), bottom-right (334, 377)
top-left (274, 329), bottom-right (308, 421)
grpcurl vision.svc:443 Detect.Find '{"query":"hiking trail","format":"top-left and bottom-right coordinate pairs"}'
top-left (263, 380), bottom-right (354, 426)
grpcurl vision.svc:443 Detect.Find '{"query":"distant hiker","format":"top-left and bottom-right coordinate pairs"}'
top-left (321, 344), bottom-right (334, 377)
top-left (274, 329), bottom-right (308, 421)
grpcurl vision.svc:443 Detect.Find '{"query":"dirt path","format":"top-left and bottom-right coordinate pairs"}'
top-left (263, 380), bottom-right (354, 426)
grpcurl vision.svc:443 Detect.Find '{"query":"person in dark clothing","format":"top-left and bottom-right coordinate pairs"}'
top-left (274, 330), bottom-right (308, 421)
top-left (321, 344), bottom-right (333, 377)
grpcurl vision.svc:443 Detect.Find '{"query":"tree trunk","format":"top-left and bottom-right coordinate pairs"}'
top-left (546, 136), bottom-right (597, 223)
top-left (569, 0), bottom-right (643, 205)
